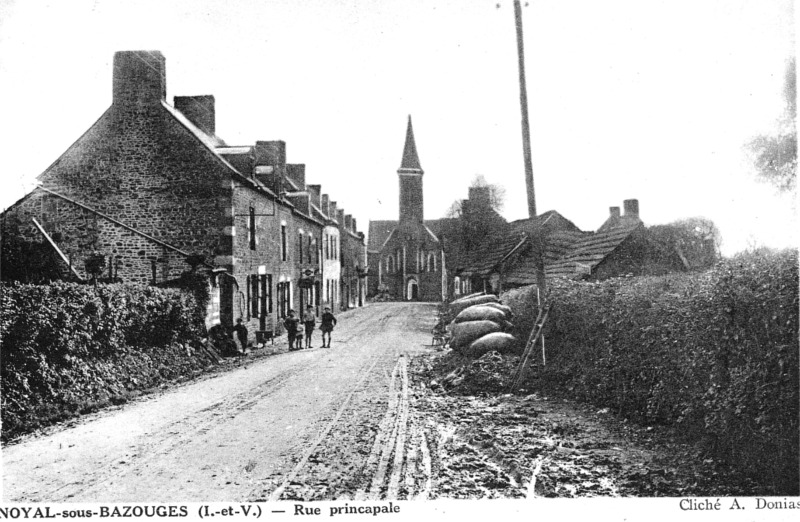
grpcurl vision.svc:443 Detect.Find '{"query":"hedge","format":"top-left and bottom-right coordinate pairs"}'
top-left (1, 282), bottom-right (214, 441)
top-left (502, 249), bottom-right (799, 494)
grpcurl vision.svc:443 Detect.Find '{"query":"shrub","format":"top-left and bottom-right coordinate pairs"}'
top-left (502, 249), bottom-right (799, 494)
top-left (0, 281), bottom-right (212, 441)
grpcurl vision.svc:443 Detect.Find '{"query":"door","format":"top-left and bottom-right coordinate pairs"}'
top-left (407, 278), bottom-right (418, 301)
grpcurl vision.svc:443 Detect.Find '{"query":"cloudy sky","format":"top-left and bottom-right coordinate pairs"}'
top-left (0, 0), bottom-right (795, 255)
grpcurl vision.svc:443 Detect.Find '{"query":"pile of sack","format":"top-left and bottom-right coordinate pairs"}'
top-left (447, 293), bottom-right (519, 358)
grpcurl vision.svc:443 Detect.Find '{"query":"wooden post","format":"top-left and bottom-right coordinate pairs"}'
top-left (514, 0), bottom-right (536, 219)
top-left (513, 0), bottom-right (547, 295)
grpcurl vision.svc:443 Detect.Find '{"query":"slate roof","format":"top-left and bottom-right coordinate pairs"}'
top-left (547, 222), bottom-right (642, 279)
top-left (503, 221), bottom-right (642, 285)
top-left (367, 218), bottom-right (449, 252)
top-left (457, 232), bottom-right (528, 277)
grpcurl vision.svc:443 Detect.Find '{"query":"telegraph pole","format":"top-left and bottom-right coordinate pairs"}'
top-left (512, 0), bottom-right (546, 296)
top-left (514, 0), bottom-right (536, 218)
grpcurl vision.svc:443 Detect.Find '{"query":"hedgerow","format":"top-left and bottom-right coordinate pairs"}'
top-left (502, 249), bottom-right (799, 494)
top-left (0, 282), bottom-right (214, 442)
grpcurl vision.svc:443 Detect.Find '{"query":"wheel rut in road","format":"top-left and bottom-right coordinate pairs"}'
top-left (3, 302), bottom-right (438, 503)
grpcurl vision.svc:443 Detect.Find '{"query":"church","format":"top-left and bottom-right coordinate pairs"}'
top-left (367, 117), bottom-right (447, 301)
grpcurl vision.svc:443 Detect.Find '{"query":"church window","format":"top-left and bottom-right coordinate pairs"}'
top-left (427, 252), bottom-right (436, 272)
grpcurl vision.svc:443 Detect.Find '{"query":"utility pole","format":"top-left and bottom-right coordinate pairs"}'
top-left (514, 0), bottom-right (536, 218)
top-left (512, 0), bottom-right (546, 296)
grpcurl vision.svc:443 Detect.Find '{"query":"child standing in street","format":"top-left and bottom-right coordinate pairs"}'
top-left (284, 310), bottom-right (300, 350)
top-left (302, 305), bottom-right (316, 349)
top-left (320, 306), bottom-right (337, 348)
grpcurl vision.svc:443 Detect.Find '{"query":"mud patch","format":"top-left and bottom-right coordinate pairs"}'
top-left (410, 350), bottom-right (763, 498)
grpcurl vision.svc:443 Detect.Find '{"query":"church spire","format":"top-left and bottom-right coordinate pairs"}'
top-left (397, 115), bottom-right (424, 223)
top-left (399, 115), bottom-right (423, 173)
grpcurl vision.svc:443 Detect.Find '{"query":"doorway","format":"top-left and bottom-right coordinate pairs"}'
top-left (407, 278), bottom-right (419, 301)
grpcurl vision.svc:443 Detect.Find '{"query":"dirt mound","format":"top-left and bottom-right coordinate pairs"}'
top-left (427, 350), bottom-right (520, 395)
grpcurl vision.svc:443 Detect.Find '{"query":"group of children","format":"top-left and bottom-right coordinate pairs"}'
top-left (283, 306), bottom-right (337, 350)
top-left (231, 306), bottom-right (337, 354)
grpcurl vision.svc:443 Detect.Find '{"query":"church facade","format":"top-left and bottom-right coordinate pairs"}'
top-left (367, 118), bottom-right (446, 301)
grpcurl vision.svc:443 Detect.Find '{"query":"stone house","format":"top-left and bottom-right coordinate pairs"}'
top-left (338, 210), bottom-right (367, 309)
top-left (479, 199), bottom-right (690, 292)
top-left (0, 50), bottom-right (365, 345)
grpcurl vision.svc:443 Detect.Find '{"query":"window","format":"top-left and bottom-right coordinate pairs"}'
top-left (259, 274), bottom-right (268, 319)
top-left (387, 255), bottom-right (394, 274)
top-left (249, 208), bottom-right (256, 250)
top-left (251, 275), bottom-right (259, 317)
top-left (277, 281), bottom-right (291, 318)
top-left (313, 238), bottom-right (318, 264)
top-left (281, 225), bottom-right (287, 261)
top-left (298, 231), bottom-right (303, 261)
top-left (246, 275), bottom-right (251, 318)
top-left (307, 235), bottom-right (313, 264)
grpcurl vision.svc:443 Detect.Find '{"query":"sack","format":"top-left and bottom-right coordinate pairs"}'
top-left (462, 332), bottom-right (519, 358)
top-left (479, 302), bottom-right (513, 319)
top-left (450, 320), bottom-right (502, 350)
top-left (451, 291), bottom-right (486, 304)
top-left (453, 305), bottom-right (508, 325)
top-left (449, 295), bottom-right (501, 316)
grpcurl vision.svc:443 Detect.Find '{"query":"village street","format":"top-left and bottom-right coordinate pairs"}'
top-left (2, 303), bottom-right (435, 503)
top-left (2, 302), bottom-right (756, 502)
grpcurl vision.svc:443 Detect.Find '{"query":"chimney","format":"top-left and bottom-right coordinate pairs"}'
top-left (321, 194), bottom-right (330, 217)
top-left (337, 209), bottom-right (345, 228)
top-left (254, 141), bottom-right (286, 167)
top-left (254, 165), bottom-right (283, 195)
top-left (307, 184), bottom-right (322, 208)
top-left (174, 95), bottom-right (215, 135)
top-left (330, 201), bottom-right (339, 223)
top-left (286, 193), bottom-right (310, 215)
top-left (468, 186), bottom-right (492, 207)
top-left (623, 199), bottom-right (639, 218)
top-left (113, 51), bottom-right (166, 107)
top-left (344, 214), bottom-right (352, 231)
top-left (609, 206), bottom-right (621, 218)
top-left (286, 164), bottom-right (306, 190)
top-left (351, 217), bottom-right (357, 233)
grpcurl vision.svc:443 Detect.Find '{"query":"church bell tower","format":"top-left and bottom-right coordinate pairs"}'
top-left (398, 116), bottom-right (424, 224)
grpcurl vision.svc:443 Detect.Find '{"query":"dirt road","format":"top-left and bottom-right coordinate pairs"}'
top-left (3, 301), bottom-right (754, 502)
top-left (2, 303), bottom-right (437, 502)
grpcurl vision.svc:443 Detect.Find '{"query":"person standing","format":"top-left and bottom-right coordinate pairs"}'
top-left (234, 317), bottom-right (248, 355)
top-left (320, 306), bottom-right (337, 348)
top-left (302, 305), bottom-right (316, 349)
top-left (284, 310), bottom-right (300, 350)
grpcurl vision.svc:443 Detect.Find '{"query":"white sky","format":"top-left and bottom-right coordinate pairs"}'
top-left (0, 0), bottom-right (795, 255)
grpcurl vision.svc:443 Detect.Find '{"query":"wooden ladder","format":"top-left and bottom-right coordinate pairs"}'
top-left (508, 300), bottom-right (551, 392)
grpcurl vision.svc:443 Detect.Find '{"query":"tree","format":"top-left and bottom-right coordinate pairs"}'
top-left (445, 174), bottom-right (506, 218)
top-left (649, 217), bottom-right (721, 270)
top-left (443, 175), bottom-right (507, 247)
top-left (747, 58), bottom-right (797, 193)
top-left (441, 175), bottom-right (509, 280)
